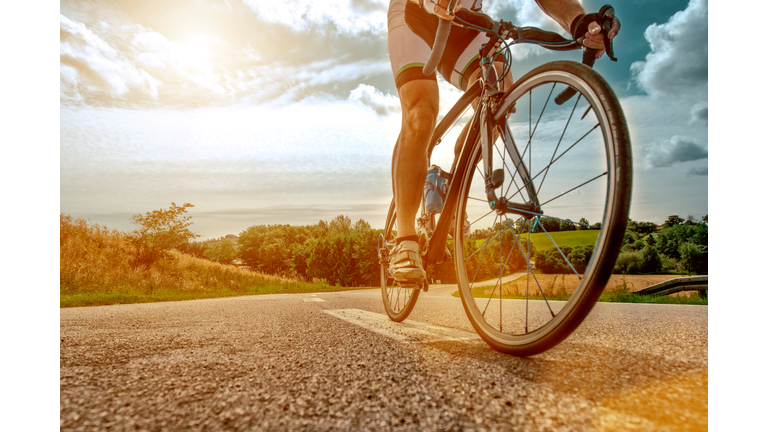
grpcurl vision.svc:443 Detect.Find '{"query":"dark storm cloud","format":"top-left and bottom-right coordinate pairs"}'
top-left (647, 136), bottom-right (707, 168)
top-left (689, 103), bottom-right (707, 124)
top-left (686, 167), bottom-right (707, 177)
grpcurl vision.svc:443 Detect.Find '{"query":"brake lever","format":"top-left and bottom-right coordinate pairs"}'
top-left (599, 5), bottom-right (617, 61)
top-left (555, 5), bottom-right (617, 104)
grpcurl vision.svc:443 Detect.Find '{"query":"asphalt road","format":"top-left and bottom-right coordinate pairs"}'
top-left (60, 287), bottom-right (708, 431)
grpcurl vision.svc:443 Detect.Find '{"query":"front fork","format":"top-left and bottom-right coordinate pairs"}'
top-left (479, 77), bottom-right (540, 220)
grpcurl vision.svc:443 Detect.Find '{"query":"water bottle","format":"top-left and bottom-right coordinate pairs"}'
top-left (424, 165), bottom-right (448, 214)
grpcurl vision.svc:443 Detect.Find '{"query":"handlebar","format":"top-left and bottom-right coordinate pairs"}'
top-left (423, 4), bottom-right (618, 78)
top-left (423, 0), bottom-right (459, 76)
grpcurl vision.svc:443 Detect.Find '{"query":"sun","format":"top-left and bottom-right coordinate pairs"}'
top-left (177, 35), bottom-right (212, 66)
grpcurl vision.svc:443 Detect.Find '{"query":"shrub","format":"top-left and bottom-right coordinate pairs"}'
top-left (613, 250), bottom-right (643, 274)
top-left (537, 245), bottom-right (593, 274)
top-left (129, 202), bottom-right (199, 267)
top-left (640, 244), bottom-right (662, 273)
top-left (678, 242), bottom-right (706, 274)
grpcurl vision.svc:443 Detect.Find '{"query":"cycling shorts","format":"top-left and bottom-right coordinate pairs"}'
top-left (387, 0), bottom-right (490, 91)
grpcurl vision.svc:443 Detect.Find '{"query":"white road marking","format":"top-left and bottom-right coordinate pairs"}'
top-left (303, 296), bottom-right (326, 302)
top-left (322, 309), bottom-right (480, 343)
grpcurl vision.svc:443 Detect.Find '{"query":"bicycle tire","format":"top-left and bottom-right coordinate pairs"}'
top-left (453, 61), bottom-right (632, 356)
top-left (380, 199), bottom-right (421, 322)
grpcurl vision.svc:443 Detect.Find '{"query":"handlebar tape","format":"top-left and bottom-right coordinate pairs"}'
top-left (422, 0), bottom-right (459, 76)
top-left (423, 18), bottom-right (452, 76)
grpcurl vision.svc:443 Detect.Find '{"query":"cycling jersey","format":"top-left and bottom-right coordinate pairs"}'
top-left (388, 0), bottom-right (490, 91)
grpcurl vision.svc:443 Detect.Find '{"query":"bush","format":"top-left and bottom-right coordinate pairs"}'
top-left (640, 244), bottom-right (662, 273)
top-left (129, 202), bottom-right (199, 267)
top-left (678, 242), bottom-right (706, 274)
top-left (613, 250), bottom-right (643, 274)
top-left (536, 245), bottom-right (593, 274)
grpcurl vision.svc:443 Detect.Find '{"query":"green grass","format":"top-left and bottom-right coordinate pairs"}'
top-left (598, 285), bottom-right (708, 305)
top-left (475, 230), bottom-right (599, 251)
top-left (525, 230), bottom-right (600, 251)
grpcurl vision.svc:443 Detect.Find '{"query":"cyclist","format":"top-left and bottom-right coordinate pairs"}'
top-left (387, 0), bottom-right (620, 285)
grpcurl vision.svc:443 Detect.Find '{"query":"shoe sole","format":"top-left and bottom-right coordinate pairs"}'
top-left (391, 268), bottom-right (426, 285)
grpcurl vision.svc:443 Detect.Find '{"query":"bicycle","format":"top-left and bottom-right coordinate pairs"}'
top-left (378, 4), bottom-right (632, 356)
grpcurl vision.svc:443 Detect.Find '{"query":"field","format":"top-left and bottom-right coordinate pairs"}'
top-left (476, 230), bottom-right (600, 250)
top-left (526, 230), bottom-right (600, 251)
top-left (462, 274), bottom-right (707, 305)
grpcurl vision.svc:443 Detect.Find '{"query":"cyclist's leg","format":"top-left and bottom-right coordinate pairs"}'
top-left (388, 0), bottom-right (439, 241)
top-left (392, 79), bottom-right (439, 240)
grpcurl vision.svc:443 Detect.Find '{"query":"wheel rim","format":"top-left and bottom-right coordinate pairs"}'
top-left (455, 67), bottom-right (624, 351)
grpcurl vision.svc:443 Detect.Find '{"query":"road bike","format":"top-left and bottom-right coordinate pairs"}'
top-left (378, 4), bottom-right (632, 356)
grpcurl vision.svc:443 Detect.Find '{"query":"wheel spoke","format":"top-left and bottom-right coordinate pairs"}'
top-left (453, 63), bottom-right (630, 354)
top-left (535, 171), bottom-right (607, 210)
top-left (536, 93), bottom-right (582, 195)
top-left (537, 221), bottom-right (582, 279)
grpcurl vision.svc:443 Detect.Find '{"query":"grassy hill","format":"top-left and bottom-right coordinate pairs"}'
top-left (60, 215), bottom-right (349, 307)
top-left (525, 230), bottom-right (600, 251)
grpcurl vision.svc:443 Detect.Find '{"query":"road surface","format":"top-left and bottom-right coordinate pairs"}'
top-left (60, 286), bottom-right (707, 431)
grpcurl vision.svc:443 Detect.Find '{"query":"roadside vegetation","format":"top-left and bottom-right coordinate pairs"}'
top-left (60, 209), bottom-right (356, 308)
top-left (455, 274), bottom-right (707, 305)
top-left (61, 203), bottom-right (707, 307)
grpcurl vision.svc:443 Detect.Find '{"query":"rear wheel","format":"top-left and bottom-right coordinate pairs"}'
top-left (379, 200), bottom-right (421, 322)
top-left (454, 61), bottom-right (632, 356)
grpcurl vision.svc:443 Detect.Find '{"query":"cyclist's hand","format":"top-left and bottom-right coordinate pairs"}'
top-left (582, 18), bottom-right (620, 58)
top-left (570, 5), bottom-right (620, 59)
top-left (425, 0), bottom-right (462, 21)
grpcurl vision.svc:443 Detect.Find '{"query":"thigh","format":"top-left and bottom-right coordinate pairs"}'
top-left (387, 0), bottom-right (436, 90)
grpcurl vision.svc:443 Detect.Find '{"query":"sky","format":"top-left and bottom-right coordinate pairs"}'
top-left (57, 0), bottom-right (709, 240)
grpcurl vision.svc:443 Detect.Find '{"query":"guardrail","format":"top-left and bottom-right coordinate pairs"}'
top-left (632, 275), bottom-right (708, 299)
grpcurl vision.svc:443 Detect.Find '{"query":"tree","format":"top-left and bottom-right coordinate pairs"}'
top-left (577, 218), bottom-right (590, 230)
top-left (664, 215), bottom-right (685, 228)
top-left (329, 215), bottom-right (352, 235)
top-left (640, 244), bottom-right (662, 273)
top-left (129, 202), bottom-right (199, 266)
top-left (204, 238), bottom-right (238, 264)
top-left (678, 242), bottom-right (705, 274)
top-left (559, 219), bottom-right (576, 231)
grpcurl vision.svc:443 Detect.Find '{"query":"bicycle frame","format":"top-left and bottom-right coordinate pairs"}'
top-left (424, 59), bottom-right (539, 263)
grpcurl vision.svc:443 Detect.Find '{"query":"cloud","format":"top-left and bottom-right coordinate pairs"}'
top-left (348, 84), bottom-right (400, 116)
top-left (241, 0), bottom-right (387, 34)
top-left (351, 0), bottom-right (387, 14)
top-left (630, 0), bottom-right (708, 98)
top-left (59, 2), bottom-right (395, 109)
top-left (689, 102), bottom-right (707, 124)
top-left (646, 136), bottom-right (707, 168)
top-left (687, 166), bottom-right (707, 177)
top-left (60, 14), bottom-right (161, 99)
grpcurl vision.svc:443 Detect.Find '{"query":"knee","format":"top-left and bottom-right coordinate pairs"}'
top-left (402, 103), bottom-right (437, 138)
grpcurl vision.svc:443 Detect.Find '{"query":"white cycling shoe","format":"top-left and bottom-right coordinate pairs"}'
top-left (388, 240), bottom-right (426, 287)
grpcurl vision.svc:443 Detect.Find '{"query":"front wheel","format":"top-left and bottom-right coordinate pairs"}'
top-left (380, 200), bottom-right (421, 322)
top-left (454, 61), bottom-right (632, 356)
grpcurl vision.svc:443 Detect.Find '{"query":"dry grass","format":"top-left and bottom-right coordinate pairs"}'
top-left (60, 215), bottom-right (333, 307)
top-left (480, 274), bottom-right (704, 299)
